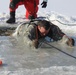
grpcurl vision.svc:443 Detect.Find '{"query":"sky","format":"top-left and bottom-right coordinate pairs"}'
top-left (0, 0), bottom-right (76, 17)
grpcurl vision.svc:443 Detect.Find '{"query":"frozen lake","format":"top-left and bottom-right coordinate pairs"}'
top-left (0, 36), bottom-right (76, 75)
top-left (0, 12), bottom-right (76, 75)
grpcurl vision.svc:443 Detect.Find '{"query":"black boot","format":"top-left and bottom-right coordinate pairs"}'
top-left (6, 11), bottom-right (15, 24)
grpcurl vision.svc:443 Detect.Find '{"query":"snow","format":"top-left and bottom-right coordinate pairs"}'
top-left (1, 11), bottom-right (76, 36)
top-left (0, 11), bottom-right (76, 75)
top-left (0, 66), bottom-right (76, 75)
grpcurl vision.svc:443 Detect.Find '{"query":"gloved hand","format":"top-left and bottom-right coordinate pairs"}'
top-left (32, 39), bottom-right (39, 49)
top-left (41, 1), bottom-right (47, 8)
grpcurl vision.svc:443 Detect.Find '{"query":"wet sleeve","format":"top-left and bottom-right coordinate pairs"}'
top-left (23, 25), bottom-right (36, 48)
top-left (48, 25), bottom-right (65, 41)
top-left (27, 25), bottom-right (36, 40)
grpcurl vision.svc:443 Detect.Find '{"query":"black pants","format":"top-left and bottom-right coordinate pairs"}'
top-left (10, 0), bottom-right (21, 9)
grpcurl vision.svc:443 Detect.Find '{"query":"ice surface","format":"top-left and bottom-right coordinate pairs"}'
top-left (0, 11), bottom-right (76, 75)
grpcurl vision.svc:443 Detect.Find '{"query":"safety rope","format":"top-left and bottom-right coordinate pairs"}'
top-left (46, 17), bottom-right (76, 26)
top-left (43, 41), bottom-right (76, 59)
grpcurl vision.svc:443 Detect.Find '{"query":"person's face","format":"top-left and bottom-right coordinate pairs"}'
top-left (38, 26), bottom-right (50, 36)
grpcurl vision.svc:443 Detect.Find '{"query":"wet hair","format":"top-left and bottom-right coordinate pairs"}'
top-left (37, 20), bottom-right (51, 30)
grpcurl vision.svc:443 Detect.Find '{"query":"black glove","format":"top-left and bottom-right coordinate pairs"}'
top-left (41, 1), bottom-right (47, 8)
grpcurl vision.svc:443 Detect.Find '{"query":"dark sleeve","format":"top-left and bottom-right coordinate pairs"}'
top-left (28, 25), bottom-right (36, 40)
top-left (47, 25), bottom-right (65, 41)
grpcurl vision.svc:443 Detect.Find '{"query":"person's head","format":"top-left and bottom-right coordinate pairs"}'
top-left (37, 20), bottom-right (51, 36)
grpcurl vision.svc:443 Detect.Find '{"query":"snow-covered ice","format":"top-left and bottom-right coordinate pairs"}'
top-left (0, 11), bottom-right (76, 75)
